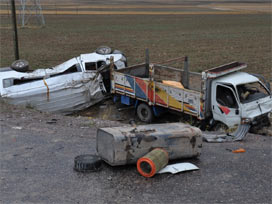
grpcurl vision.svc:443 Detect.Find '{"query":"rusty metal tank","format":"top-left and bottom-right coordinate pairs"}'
top-left (96, 123), bottom-right (202, 166)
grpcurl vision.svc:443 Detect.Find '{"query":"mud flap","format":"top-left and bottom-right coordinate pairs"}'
top-left (202, 124), bottom-right (251, 143)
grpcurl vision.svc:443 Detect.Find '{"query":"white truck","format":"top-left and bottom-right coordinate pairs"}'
top-left (110, 56), bottom-right (272, 140)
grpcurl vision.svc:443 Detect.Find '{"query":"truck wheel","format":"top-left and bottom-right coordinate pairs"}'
top-left (11, 59), bottom-right (29, 72)
top-left (96, 46), bottom-right (112, 55)
top-left (214, 121), bottom-right (239, 135)
top-left (214, 122), bottom-right (228, 132)
top-left (137, 103), bottom-right (154, 123)
top-left (74, 154), bottom-right (102, 172)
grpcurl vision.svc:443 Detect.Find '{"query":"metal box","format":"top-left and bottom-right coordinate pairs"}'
top-left (96, 123), bottom-right (202, 166)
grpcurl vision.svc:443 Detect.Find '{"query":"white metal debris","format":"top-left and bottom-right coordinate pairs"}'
top-left (158, 163), bottom-right (199, 174)
top-left (202, 123), bottom-right (251, 143)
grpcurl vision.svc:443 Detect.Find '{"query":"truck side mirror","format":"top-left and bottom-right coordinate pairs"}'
top-left (235, 109), bottom-right (239, 115)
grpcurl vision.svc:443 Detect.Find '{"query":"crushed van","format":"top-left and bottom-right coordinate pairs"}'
top-left (0, 47), bottom-right (127, 114)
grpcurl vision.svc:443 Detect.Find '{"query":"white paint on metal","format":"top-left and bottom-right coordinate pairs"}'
top-left (213, 72), bottom-right (259, 86)
top-left (158, 163), bottom-right (199, 174)
top-left (0, 51), bottom-right (126, 114)
top-left (241, 96), bottom-right (272, 119)
top-left (211, 71), bottom-right (272, 127)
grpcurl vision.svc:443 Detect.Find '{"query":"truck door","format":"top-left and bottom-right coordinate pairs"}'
top-left (212, 83), bottom-right (241, 127)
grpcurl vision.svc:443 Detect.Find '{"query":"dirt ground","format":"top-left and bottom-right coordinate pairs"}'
top-left (0, 1), bottom-right (271, 202)
top-left (0, 100), bottom-right (271, 203)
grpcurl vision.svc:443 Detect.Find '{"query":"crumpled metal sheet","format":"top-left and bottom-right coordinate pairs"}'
top-left (202, 124), bottom-right (251, 143)
top-left (2, 72), bottom-right (106, 114)
top-left (158, 163), bottom-right (199, 174)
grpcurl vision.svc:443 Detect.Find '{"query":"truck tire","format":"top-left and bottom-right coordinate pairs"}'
top-left (11, 59), bottom-right (29, 72)
top-left (74, 154), bottom-right (102, 172)
top-left (96, 46), bottom-right (112, 55)
top-left (137, 103), bottom-right (154, 123)
top-left (214, 122), bottom-right (228, 132)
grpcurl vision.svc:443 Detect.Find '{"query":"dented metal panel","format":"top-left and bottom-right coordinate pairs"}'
top-left (2, 72), bottom-right (106, 114)
top-left (0, 50), bottom-right (127, 114)
top-left (96, 123), bottom-right (202, 166)
top-left (241, 96), bottom-right (272, 120)
top-left (212, 72), bottom-right (259, 86)
top-left (112, 65), bottom-right (203, 119)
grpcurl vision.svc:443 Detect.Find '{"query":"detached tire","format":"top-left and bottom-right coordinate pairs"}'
top-left (11, 59), bottom-right (29, 72)
top-left (137, 103), bottom-right (154, 123)
top-left (74, 154), bottom-right (102, 173)
top-left (96, 46), bottom-right (112, 55)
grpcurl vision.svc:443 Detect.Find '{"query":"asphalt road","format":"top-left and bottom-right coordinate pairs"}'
top-left (0, 101), bottom-right (271, 204)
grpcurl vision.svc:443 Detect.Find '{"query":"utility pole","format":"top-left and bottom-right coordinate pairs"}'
top-left (11, 0), bottom-right (19, 60)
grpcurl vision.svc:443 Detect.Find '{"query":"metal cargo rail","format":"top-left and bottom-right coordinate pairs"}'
top-left (110, 57), bottom-right (204, 119)
top-left (203, 61), bottom-right (247, 79)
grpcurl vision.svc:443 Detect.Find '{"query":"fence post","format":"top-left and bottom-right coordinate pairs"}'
top-left (183, 56), bottom-right (189, 89)
top-left (145, 48), bottom-right (149, 76)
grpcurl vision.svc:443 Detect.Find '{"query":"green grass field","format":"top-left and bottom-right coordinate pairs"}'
top-left (0, 11), bottom-right (271, 80)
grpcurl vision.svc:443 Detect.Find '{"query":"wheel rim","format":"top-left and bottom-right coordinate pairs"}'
top-left (141, 108), bottom-right (148, 119)
top-left (17, 62), bottom-right (24, 67)
top-left (215, 122), bottom-right (238, 134)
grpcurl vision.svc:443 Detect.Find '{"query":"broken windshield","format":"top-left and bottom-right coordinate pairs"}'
top-left (237, 82), bottom-right (270, 104)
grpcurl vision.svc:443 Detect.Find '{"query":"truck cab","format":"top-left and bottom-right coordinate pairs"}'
top-left (208, 67), bottom-right (272, 129)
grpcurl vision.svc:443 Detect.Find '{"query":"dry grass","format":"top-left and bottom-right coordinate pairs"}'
top-left (201, 3), bottom-right (271, 13)
top-left (59, 5), bottom-right (198, 9)
top-left (0, 10), bottom-right (261, 15)
top-left (1, 1), bottom-right (271, 15)
top-left (0, 3), bottom-right (271, 80)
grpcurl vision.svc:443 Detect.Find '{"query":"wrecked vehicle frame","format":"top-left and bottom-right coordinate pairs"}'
top-left (0, 49), bottom-right (127, 114)
top-left (109, 56), bottom-right (272, 139)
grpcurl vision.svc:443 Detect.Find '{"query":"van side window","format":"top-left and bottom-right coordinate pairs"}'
top-left (97, 61), bottom-right (106, 69)
top-left (3, 79), bottom-right (14, 88)
top-left (216, 85), bottom-right (238, 108)
top-left (85, 62), bottom-right (96, 70)
top-left (62, 64), bottom-right (78, 74)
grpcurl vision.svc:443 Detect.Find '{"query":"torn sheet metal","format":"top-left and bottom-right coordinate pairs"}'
top-left (0, 53), bottom-right (125, 81)
top-left (158, 163), bottom-right (199, 174)
top-left (2, 72), bottom-right (106, 114)
top-left (202, 124), bottom-right (251, 143)
top-left (0, 50), bottom-right (127, 114)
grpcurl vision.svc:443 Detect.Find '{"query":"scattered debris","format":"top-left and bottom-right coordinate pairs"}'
top-left (202, 124), bottom-right (250, 143)
top-left (137, 148), bottom-right (168, 178)
top-left (74, 154), bottom-right (102, 173)
top-left (46, 119), bottom-right (58, 124)
top-left (12, 126), bottom-right (22, 130)
top-left (226, 148), bottom-right (246, 153)
top-left (96, 122), bottom-right (202, 166)
top-left (0, 47), bottom-right (127, 114)
top-left (158, 163), bottom-right (199, 174)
